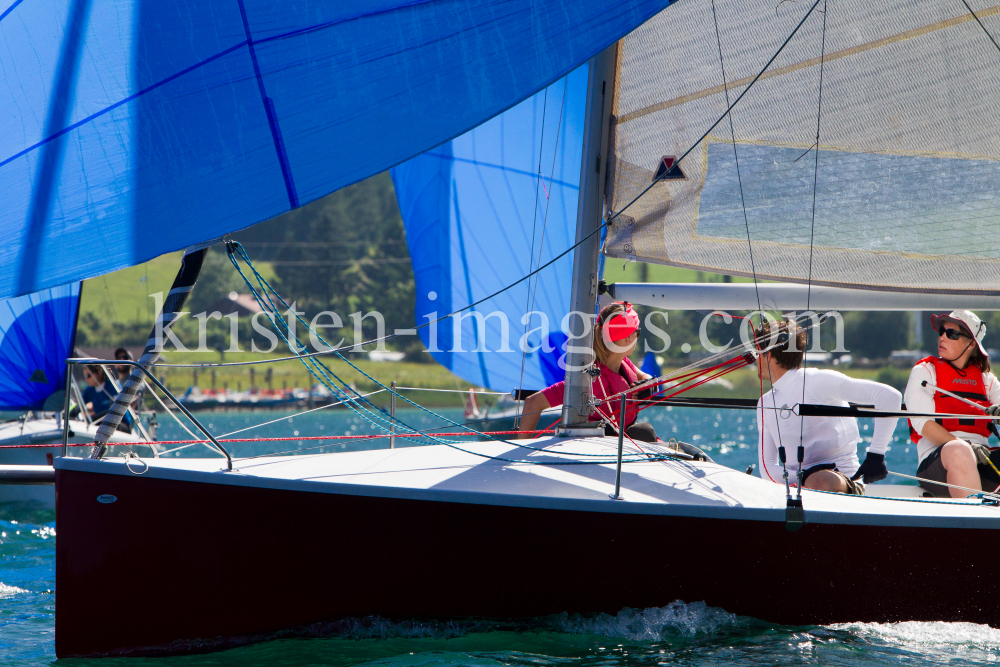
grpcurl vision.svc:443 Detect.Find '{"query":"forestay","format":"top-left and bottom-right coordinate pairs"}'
top-left (604, 0), bottom-right (1000, 295)
top-left (0, 0), bottom-right (672, 299)
top-left (392, 67), bottom-right (588, 391)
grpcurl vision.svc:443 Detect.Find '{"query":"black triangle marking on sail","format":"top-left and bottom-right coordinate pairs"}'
top-left (654, 155), bottom-right (686, 181)
top-left (28, 369), bottom-right (48, 384)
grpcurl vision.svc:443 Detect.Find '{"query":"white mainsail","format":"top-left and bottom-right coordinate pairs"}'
top-left (605, 0), bottom-right (1000, 294)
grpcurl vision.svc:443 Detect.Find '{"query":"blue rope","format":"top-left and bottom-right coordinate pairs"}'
top-left (226, 246), bottom-right (420, 440)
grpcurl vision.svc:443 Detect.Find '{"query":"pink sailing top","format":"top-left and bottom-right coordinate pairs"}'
top-left (541, 357), bottom-right (643, 428)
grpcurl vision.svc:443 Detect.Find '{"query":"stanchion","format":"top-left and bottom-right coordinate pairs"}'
top-left (390, 380), bottom-right (396, 449)
top-left (610, 394), bottom-right (626, 500)
top-left (61, 361), bottom-right (72, 457)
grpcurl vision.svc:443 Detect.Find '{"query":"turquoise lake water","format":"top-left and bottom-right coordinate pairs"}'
top-left (2, 406), bottom-right (996, 665)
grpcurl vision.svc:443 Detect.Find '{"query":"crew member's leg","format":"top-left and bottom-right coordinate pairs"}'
top-left (939, 439), bottom-right (981, 498)
top-left (803, 469), bottom-right (848, 493)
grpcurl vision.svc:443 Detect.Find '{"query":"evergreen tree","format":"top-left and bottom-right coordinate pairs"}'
top-left (232, 173), bottom-right (416, 348)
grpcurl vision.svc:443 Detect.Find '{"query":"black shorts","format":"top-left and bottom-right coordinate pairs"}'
top-left (604, 421), bottom-right (657, 442)
top-left (916, 444), bottom-right (1000, 498)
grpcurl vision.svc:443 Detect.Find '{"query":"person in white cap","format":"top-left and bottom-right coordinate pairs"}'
top-left (905, 310), bottom-right (1000, 498)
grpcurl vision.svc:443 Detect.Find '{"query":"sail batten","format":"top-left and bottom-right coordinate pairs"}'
top-left (606, 0), bottom-right (1000, 295)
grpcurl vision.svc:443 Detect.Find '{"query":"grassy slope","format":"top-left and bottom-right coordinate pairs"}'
top-left (153, 351), bottom-right (475, 407)
top-left (79, 253), bottom-right (472, 404)
top-left (601, 261), bottom-right (755, 284)
top-left (79, 252), bottom-right (278, 329)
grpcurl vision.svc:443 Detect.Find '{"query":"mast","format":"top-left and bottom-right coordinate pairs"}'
top-left (560, 44), bottom-right (618, 432)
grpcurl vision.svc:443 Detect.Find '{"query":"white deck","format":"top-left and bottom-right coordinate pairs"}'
top-left (56, 436), bottom-right (1000, 528)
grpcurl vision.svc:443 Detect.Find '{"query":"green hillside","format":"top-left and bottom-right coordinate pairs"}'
top-left (601, 260), bottom-right (754, 285)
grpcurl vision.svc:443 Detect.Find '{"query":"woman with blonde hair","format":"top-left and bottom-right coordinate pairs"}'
top-left (518, 301), bottom-right (658, 441)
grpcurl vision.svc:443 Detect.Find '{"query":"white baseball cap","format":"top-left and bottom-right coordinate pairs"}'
top-left (931, 310), bottom-right (988, 356)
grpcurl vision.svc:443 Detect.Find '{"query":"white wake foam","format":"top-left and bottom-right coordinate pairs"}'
top-left (829, 620), bottom-right (1000, 650)
top-left (554, 601), bottom-right (742, 640)
top-left (0, 583), bottom-right (29, 599)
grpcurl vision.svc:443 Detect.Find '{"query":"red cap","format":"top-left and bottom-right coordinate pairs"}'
top-left (603, 303), bottom-right (640, 343)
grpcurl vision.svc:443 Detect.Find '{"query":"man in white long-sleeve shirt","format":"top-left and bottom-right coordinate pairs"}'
top-left (756, 319), bottom-right (902, 494)
top-left (905, 310), bottom-right (1000, 498)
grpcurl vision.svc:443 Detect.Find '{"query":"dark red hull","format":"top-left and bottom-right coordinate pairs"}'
top-left (56, 466), bottom-right (1000, 657)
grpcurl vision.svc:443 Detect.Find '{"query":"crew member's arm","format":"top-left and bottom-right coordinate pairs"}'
top-left (826, 372), bottom-right (901, 455)
top-left (518, 392), bottom-right (551, 439)
top-left (519, 382), bottom-right (565, 439)
top-left (821, 370), bottom-right (901, 483)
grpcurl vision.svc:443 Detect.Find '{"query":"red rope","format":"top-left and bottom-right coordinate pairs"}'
top-left (0, 428), bottom-right (557, 449)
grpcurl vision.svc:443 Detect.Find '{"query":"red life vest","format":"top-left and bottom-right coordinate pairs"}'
top-left (909, 356), bottom-right (991, 444)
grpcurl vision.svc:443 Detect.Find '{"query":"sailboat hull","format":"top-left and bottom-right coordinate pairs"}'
top-left (54, 445), bottom-right (1000, 657)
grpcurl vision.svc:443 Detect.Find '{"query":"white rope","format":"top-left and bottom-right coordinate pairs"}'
top-left (155, 389), bottom-right (387, 456)
top-left (218, 389), bottom-right (386, 438)
top-left (886, 470), bottom-right (1000, 500)
top-left (392, 386), bottom-right (508, 396)
top-left (144, 383), bottom-right (205, 445)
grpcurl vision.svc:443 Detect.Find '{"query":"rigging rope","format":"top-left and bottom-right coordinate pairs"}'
top-left (709, 0), bottom-right (783, 486)
top-left (516, 76), bottom-right (569, 429)
top-left (224, 243), bottom-right (675, 466)
top-left (798, 0), bottom-right (830, 494)
top-left (515, 82), bottom-right (550, 428)
top-left (606, 0), bottom-right (824, 226)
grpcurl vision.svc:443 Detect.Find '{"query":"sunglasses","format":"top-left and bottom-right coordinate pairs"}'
top-left (938, 327), bottom-right (971, 341)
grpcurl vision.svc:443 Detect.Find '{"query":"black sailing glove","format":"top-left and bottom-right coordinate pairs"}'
top-left (851, 453), bottom-right (887, 484)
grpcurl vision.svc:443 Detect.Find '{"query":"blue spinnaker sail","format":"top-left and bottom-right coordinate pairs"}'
top-left (0, 283), bottom-right (81, 411)
top-left (392, 65), bottom-right (587, 392)
top-left (0, 0), bottom-right (672, 300)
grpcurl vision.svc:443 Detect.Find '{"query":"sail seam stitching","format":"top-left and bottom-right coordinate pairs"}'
top-left (0, 42), bottom-right (246, 170)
